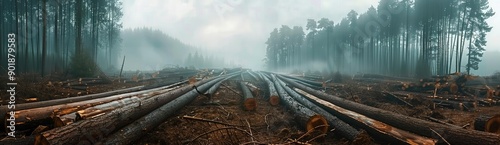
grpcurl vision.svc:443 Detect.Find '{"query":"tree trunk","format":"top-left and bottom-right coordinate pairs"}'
top-left (274, 75), bottom-right (360, 140)
top-left (0, 85), bottom-right (144, 126)
top-left (267, 75), bottom-right (329, 135)
top-left (102, 74), bottom-right (238, 145)
top-left (35, 74), bottom-right (236, 145)
top-left (258, 72), bottom-right (280, 105)
top-left (239, 81), bottom-right (256, 111)
top-left (41, 0), bottom-right (47, 77)
top-left (474, 115), bottom-right (500, 134)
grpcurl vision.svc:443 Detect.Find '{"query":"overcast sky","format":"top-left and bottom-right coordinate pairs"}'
top-left (121, 0), bottom-right (500, 74)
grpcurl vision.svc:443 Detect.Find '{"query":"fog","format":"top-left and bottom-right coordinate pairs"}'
top-left (121, 0), bottom-right (380, 70)
top-left (120, 0), bottom-right (500, 76)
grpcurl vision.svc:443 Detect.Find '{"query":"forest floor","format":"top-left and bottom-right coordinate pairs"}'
top-left (0, 71), bottom-right (498, 144)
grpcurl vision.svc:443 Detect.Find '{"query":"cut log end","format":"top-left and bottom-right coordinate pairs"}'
top-left (486, 115), bottom-right (500, 134)
top-left (475, 115), bottom-right (500, 134)
top-left (243, 98), bottom-right (257, 111)
top-left (269, 95), bottom-right (280, 106)
top-left (306, 115), bottom-right (329, 134)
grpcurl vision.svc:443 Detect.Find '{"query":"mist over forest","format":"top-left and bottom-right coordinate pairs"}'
top-left (264, 0), bottom-right (496, 77)
top-left (0, 0), bottom-right (498, 77)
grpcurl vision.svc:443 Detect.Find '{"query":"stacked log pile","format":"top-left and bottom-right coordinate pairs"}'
top-left (276, 74), bottom-right (500, 145)
top-left (2, 70), bottom-right (499, 145)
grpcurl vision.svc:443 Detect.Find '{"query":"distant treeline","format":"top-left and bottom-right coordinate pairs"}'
top-left (265, 0), bottom-right (494, 77)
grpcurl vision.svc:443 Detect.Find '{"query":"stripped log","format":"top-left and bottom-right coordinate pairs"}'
top-left (239, 81), bottom-right (257, 111)
top-left (101, 74), bottom-right (238, 145)
top-left (276, 74), bottom-right (500, 145)
top-left (294, 88), bottom-right (436, 145)
top-left (35, 73), bottom-right (236, 145)
top-left (273, 75), bottom-right (360, 140)
top-left (269, 76), bottom-right (328, 135)
top-left (54, 85), bottom-right (181, 127)
top-left (258, 72), bottom-right (280, 105)
top-left (474, 115), bottom-right (500, 134)
top-left (0, 86), bottom-right (144, 118)
top-left (0, 85), bottom-right (144, 123)
top-left (9, 82), bottom-right (181, 131)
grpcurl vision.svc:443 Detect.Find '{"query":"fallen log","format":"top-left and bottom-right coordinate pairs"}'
top-left (431, 99), bottom-right (464, 111)
top-left (302, 74), bottom-right (324, 81)
top-left (276, 74), bottom-right (500, 145)
top-left (273, 75), bottom-right (360, 141)
top-left (54, 85), bottom-right (182, 127)
top-left (9, 83), bottom-right (180, 131)
top-left (247, 70), bottom-right (262, 81)
top-left (204, 76), bottom-right (229, 98)
top-left (239, 81), bottom-right (257, 111)
top-left (258, 72), bottom-right (280, 106)
top-left (382, 91), bottom-right (414, 107)
top-left (35, 73), bottom-right (236, 145)
top-left (101, 74), bottom-right (238, 145)
top-left (425, 116), bottom-right (461, 128)
top-left (0, 85), bottom-right (144, 127)
top-left (268, 76), bottom-right (329, 135)
top-left (474, 115), bottom-right (500, 134)
top-left (358, 73), bottom-right (417, 82)
top-left (280, 73), bottom-right (323, 87)
top-left (244, 82), bottom-right (260, 97)
top-left (294, 88), bottom-right (436, 145)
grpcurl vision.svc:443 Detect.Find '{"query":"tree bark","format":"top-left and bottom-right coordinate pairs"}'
top-left (274, 75), bottom-right (360, 141)
top-left (277, 74), bottom-right (500, 145)
top-left (258, 72), bottom-right (279, 105)
top-left (102, 74), bottom-right (238, 145)
top-left (10, 85), bottom-right (169, 130)
top-left (295, 87), bottom-right (436, 144)
top-left (35, 73), bottom-right (238, 145)
top-left (0, 86), bottom-right (144, 125)
top-left (239, 81), bottom-right (256, 111)
top-left (268, 75), bottom-right (329, 135)
top-left (54, 86), bottom-right (181, 127)
top-left (474, 115), bottom-right (500, 134)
